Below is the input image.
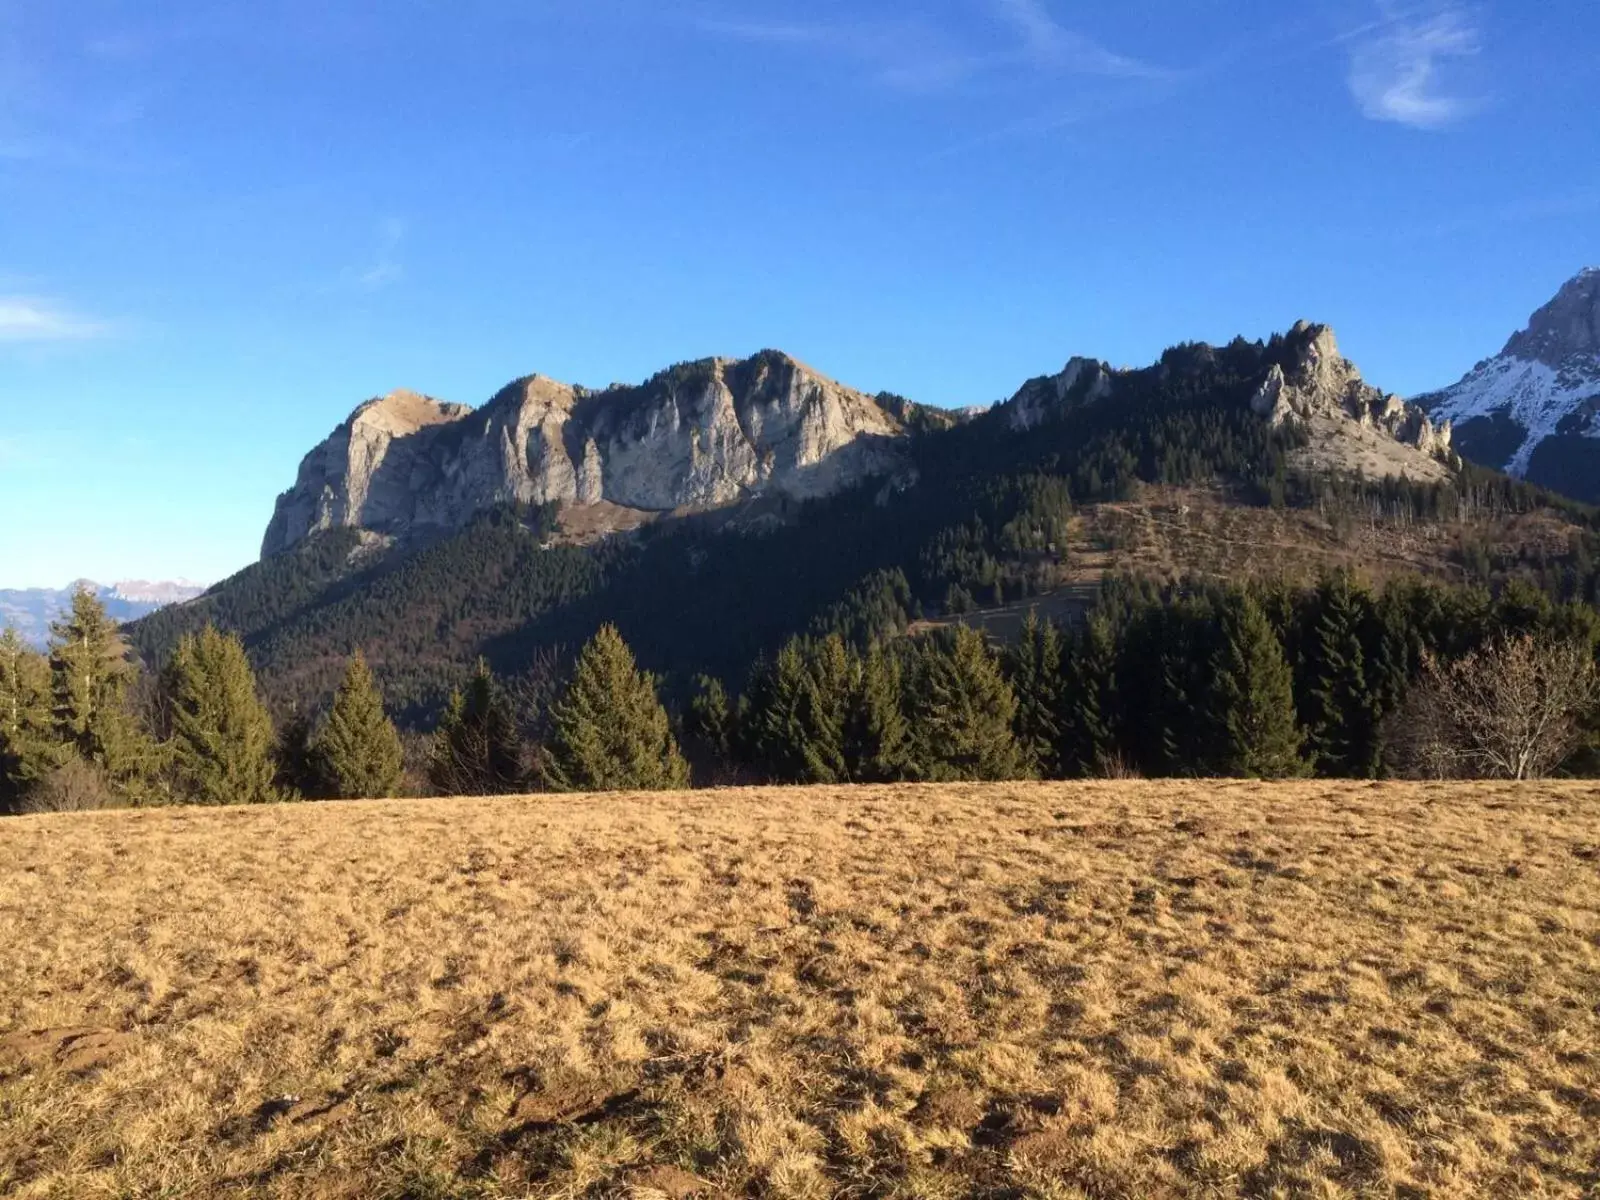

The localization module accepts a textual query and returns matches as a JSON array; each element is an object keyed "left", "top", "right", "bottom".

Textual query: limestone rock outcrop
[
  {"left": 997, "top": 321, "right": 1455, "bottom": 484},
  {"left": 1006, "top": 357, "right": 1115, "bottom": 431},
  {"left": 262, "top": 352, "right": 906, "bottom": 557},
  {"left": 1255, "top": 322, "right": 1454, "bottom": 481}
]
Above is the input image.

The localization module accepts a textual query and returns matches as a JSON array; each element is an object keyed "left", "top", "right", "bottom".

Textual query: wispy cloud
[
  {"left": 695, "top": 1, "right": 1164, "bottom": 93},
  {"left": 1345, "top": 2, "right": 1483, "bottom": 129},
  {"left": 344, "top": 217, "right": 406, "bottom": 291},
  {"left": 0, "top": 297, "right": 109, "bottom": 342},
  {"left": 695, "top": 15, "right": 995, "bottom": 91},
  {"left": 991, "top": 0, "right": 1168, "bottom": 80}
]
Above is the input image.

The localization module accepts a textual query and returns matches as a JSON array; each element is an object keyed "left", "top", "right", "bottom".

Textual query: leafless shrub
[
  {"left": 19, "top": 759, "right": 118, "bottom": 814},
  {"left": 1097, "top": 752, "right": 1144, "bottom": 781},
  {"left": 1387, "top": 635, "right": 1600, "bottom": 780}
]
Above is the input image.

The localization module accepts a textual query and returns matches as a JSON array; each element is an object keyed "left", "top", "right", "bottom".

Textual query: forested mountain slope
[{"left": 130, "top": 323, "right": 1599, "bottom": 725}]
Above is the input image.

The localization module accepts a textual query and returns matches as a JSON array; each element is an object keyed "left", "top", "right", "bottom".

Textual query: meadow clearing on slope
[{"left": 0, "top": 783, "right": 1597, "bottom": 1199}]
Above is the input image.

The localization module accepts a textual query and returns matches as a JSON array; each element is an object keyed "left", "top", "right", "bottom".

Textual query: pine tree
[
  {"left": 0, "top": 628, "right": 62, "bottom": 806},
  {"left": 48, "top": 588, "right": 155, "bottom": 797},
  {"left": 1303, "top": 576, "right": 1381, "bottom": 778},
  {"left": 1114, "top": 602, "right": 1204, "bottom": 776},
  {"left": 908, "top": 626, "right": 1025, "bottom": 781},
  {"left": 542, "top": 625, "right": 689, "bottom": 792},
  {"left": 273, "top": 707, "right": 318, "bottom": 800},
  {"left": 164, "top": 625, "right": 281, "bottom": 806},
  {"left": 843, "top": 644, "right": 910, "bottom": 782},
  {"left": 1057, "top": 614, "right": 1116, "bottom": 777},
  {"left": 686, "top": 675, "right": 735, "bottom": 778},
  {"left": 428, "top": 660, "right": 522, "bottom": 796},
  {"left": 742, "top": 641, "right": 812, "bottom": 782},
  {"left": 314, "top": 651, "right": 405, "bottom": 799},
  {"left": 797, "top": 635, "right": 853, "bottom": 784},
  {"left": 1007, "top": 610, "right": 1062, "bottom": 777},
  {"left": 1210, "top": 592, "right": 1305, "bottom": 778}
]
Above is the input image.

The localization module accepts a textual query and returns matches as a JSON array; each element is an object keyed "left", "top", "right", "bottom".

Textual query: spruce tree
[
  {"left": 1211, "top": 592, "right": 1305, "bottom": 778},
  {"left": 1303, "top": 576, "right": 1381, "bottom": 777},
  {"left": 1057, "top": 614, "right": 1116, "bottom": 777},
  {"left": 797, "top": 635, "right": 853, "bottom": 784},
  {"left": 314, "top": 651, "right": 405, "bottom": 799},
  {"left": 908, "top": 626, "right": 1025, "bottom": 781},
  {"left": 686, "top": 675, "right": 736, "bottom": 777},
  {"left": 0, "top": 628, "right": 62, "bottom": 806},
  {"left": 1007, "top": 610, "right": 1062, "bottom": 777},
  {"left": 48, "top": 587, "right": 155, "bottom": 798},
  {"left": 843, "top": 644, "right": 910, "bottom": 782},
  {"left": 165, "top": 625, "right": 281, "bottom": 806},
  {"left": 742, "top": 641, "right": 812, "bottom": 782},
  {"left": 428, "top": 660, "right": 522, "bottom": 796},
  {"left": 541, "top": 625, "right": 688, "bottom": 792},
  {"left": 273, "top": 707, "right": 318, "bottom": 800}
]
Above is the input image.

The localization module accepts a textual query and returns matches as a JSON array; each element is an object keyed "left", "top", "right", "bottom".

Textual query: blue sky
[{"left": 1, "top": 0, "right": 1597, "bottom": 588}]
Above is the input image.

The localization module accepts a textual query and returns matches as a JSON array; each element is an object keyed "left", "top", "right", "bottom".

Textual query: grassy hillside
[{"left": 2, "top": 783, "right": 1597, "bottom": 1198}]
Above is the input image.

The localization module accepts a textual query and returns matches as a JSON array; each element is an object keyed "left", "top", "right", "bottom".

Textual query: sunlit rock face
[{"left": 261, "top": 352, "right": 907, "bottom": 557}]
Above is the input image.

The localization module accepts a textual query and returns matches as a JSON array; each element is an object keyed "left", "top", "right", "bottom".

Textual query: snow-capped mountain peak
[{"left": 1416, "top": 269, "right": 1600, "bottom": 503}]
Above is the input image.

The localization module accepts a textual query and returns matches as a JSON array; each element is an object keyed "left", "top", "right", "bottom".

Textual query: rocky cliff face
[
  {"left": 1005, "top": 357, "right": 1115, "bottom": 431},
  {"left": 262, "top": 352, "right": 906, "bottom": 557},
  {"left": 1417, "top": 269, "right": 1600, "bottom": 502},
  {"left": 1000, "top": 321, "right": 1456, "bottom": 482},
  {"left": 1253, "top": 322, "right": 1454, "bottom": 480}
]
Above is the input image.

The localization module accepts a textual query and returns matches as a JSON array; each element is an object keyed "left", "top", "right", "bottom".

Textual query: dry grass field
[{"left": 1, "top": 783, "right": 1598, "bottom": 1199}]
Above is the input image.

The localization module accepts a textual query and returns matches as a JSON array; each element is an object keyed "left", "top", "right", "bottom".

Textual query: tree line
[
  {"left": 0, "top": 589, "right": 690, "bottom": 812},
  {"left": 7, "top": 566, "right": 1598, "bottom": 812},
  {"left": 686, "top": 571, "right": 1600, "bottom": 786}
]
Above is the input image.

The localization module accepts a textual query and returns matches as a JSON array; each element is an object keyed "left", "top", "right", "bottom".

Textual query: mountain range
[
  {"left": 131, "top": 315, "right": 1572, "bottom": 727},
  {"left": 1418, "top": 267, "right": 1600, "bottom": 503},
  {"left": 263, "top": 320, "right": 1453, "bottom": 560},
  {"left": 1, "top": 581, "right": 206, "bottom": 649}
]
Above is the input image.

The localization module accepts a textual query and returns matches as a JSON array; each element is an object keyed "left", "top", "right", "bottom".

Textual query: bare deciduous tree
[{"left": 1388, "top": 636, "right": 1600, "bottom": 780}]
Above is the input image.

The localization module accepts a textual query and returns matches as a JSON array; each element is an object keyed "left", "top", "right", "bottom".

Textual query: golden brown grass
[{"left": 1, "top": 782, "right": 1598, "bottom": 1199}]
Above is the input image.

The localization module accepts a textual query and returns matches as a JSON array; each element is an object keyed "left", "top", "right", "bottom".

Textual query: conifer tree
[
  {"left": 1210, "top": 592, "right": 1305, "bottom": 778},
  {"left": 1115, "top": 602, "right": 1212, "bottom": 776},
  {"left": 907, "top": 625, "right": 1025, "bottom": 781},
  {"left": 843, "top": 644, "right": 909, "bottom": 782},
  {"left": 314, "top": 650, "right": 405, "bottom": 799},
  {"left": 1302, "top": 576, "right": 1381, "bottom": 777},
  {"left": 797, "top": 635, "right": 853, "bottom": 784},
  {"left": 686, "top": 675, "right": 735, "bottom": 777},
  {"left": 165, "top": 625, "right": 281, "bottom": 805},
  {"left": 1057, "top": 614, "right": 1116, "bottom": 777},
  {"left": 742, "top": 641, "right": 812, "bottom": 782},
  {"left": 428, "top": 660, "right": 522, "bottom": 796},
  {"left": 273, "top": 707, "right": 318, "bottom": 800},
  {"left": 0, "top": 628, "right": 62, "bottom": 806},
  {"left": 1007, "top": 610, "right": 1063, "bottom": 777},
  {"left": 541, "top": 625, "right": 688, "bottom": 792},
  {"left": 48, "top": 588, "right": 155, "bottom": 797}
]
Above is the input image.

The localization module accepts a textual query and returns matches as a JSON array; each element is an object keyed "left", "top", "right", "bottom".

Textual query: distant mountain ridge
[
  {"left": 263, "top": 327, "right": 1456, "bottom": 560},
  {"left": 1, "top": 580, "right": 206, "bottom": 649},
  {"left": 1418, "top": 268, "right": 1600, "bottom": 502},
  {"left": 122, "top": 319, "right": 1502, "bottom": 725}
]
